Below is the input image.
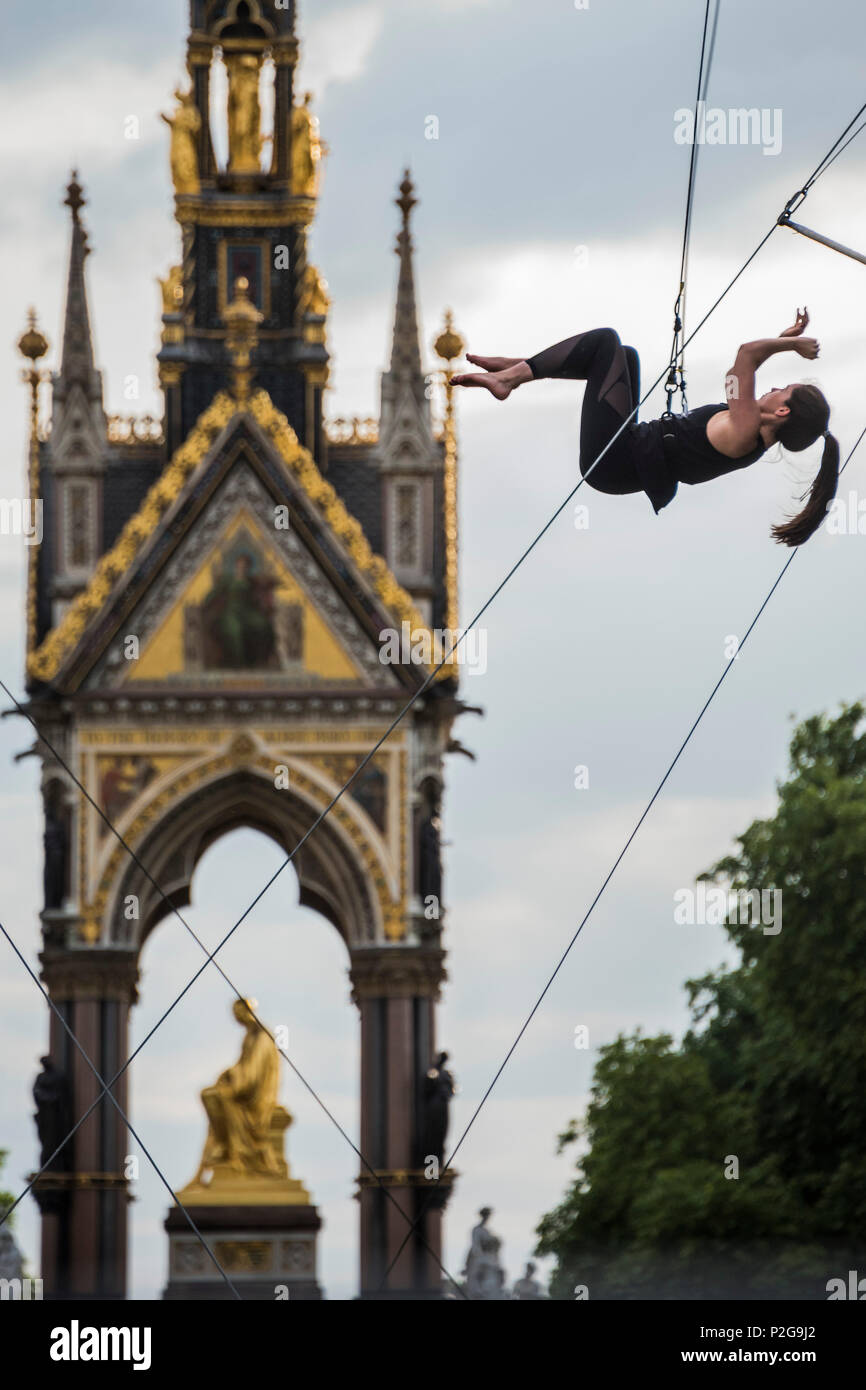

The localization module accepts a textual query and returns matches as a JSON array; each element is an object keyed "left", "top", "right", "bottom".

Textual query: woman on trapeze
[{"left": 450, "top": 309, "right": 839, "bottom": 546}]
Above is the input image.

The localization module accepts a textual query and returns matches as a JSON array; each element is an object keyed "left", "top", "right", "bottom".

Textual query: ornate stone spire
[
  {"left": 51, "top": 172, "right": 105, "bottom": 465},
  {"left": 389, "top": 169, "right": 423, "bottom": 380},
  {"left": 377, "top": 171, "right": 442, "bottom": 619},
  {"left": 379, "top": 169, "right": 433, "bottom": 455}
]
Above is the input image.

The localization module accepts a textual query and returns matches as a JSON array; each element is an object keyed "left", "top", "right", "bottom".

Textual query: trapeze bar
[{"left": 778, "top": 214, "right": 866, "bottom": 267}]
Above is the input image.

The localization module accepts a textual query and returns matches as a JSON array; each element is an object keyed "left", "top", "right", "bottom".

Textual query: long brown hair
[{"left": 770, "top": 384, "right": 839, "bottom": 546}]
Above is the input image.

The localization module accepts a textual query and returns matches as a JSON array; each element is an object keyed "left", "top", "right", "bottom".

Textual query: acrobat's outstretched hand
[{"left": 779, "top": 306, "right": 810, "bottom": 338}]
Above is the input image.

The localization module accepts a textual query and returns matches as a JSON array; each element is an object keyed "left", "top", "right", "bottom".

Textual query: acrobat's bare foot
[
  {"left": 466, "top": 353, "right": 523, "bottom": 372},
  {"left": 450, "top": 360, "right": 533, "bottom": 400},
  {"left": 449, "top": 370, "right": 515, "bottom": 400}
]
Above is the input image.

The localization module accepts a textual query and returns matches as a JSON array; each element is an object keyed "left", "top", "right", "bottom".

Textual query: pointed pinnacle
[
  {"left": 64, "top": 170, "right": 85, "bottom": 220},
  {"left": 395, "top": 168, "right": 417, "bottom": 234}
]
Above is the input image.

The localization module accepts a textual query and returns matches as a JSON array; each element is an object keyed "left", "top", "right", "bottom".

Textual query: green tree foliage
[{"left": 536, "top": 704, "right": 866, "bottom": 1299}]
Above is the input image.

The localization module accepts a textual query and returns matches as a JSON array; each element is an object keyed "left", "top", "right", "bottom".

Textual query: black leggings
[{"left": 527, "top": 328, "right": 643, "bottom": 495}]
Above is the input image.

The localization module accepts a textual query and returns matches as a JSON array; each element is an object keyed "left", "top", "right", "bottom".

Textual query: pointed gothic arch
[{"left": 108, "top": 764, "right": 382, "bottom": 952}]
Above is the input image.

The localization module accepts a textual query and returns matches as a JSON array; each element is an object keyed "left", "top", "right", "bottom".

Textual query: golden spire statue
[
  {"left": 161, "top": 87, "right": 201, "bottom": 195},
  {"left": 290, "top": 91, "right": 325, "bottom": 197},
  {"left": 158, "top": 265, "right": 183, "bottom": 315},
  {"left": 226, "top": 52, "right": 264, "bottom": 173},
  {"left": 177, "top": 999, "right": 311, "bottom": 1207},
  {"left": 223, "top": 275, "right": 263, "bottom": 403},
  {"left": 297, "top": 263, "right": 330, "bottom": 319}
]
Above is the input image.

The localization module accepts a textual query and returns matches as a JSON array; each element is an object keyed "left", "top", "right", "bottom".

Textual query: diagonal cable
[
  {"left": 27, "top": 76, "right": 864, "bottom": 1124},
  {"left": 13, "top": 215, "right": 780, "bottom": 1222},
  {"left": 379, "top": 421, "right": 866, "bottom": 1286},
  {"left": 0, "top": 916, "right": 241, "bottom": 1299},
  {"left": 802, "top": 99, "right": 866, "bottom": 191},
  {"left": 374, "top": 81, "right": 866, "bottom": 1282},
  {"left": 0, "top": 682, "right": 467, "bottom": 1299}
]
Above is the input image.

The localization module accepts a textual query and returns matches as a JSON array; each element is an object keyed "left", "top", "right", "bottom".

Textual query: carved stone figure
[
  {"left": 291, "top": 92, "right": 323, "bottom": 196},
  {"left": 226, "top": 53, "right": 263, "bottom": 173},
  {"left": 463, "top": 1206, "right": 506, "bottom": 1300},
  {"left": 0, "top": 1227, "right": 23, "bottom": 1282},
  {"left": 512, "top": 1260, "right": 544, "bottom": 1299},
  {"left": 43, "top": 785, "right": 69, "bottom": 911},
  {"left": 421, "top": 1050, "right": 455, "bottom": 1166},
  {"left": 353, "top": 764, "right": 387, "bottom": 833},
  {"left": 33, "top": 1056, "right": 72, "bottom": 1171},
  {"left": 195, "top": 999, "right": 282, "bottom": 1179},
  {"left": 417, "top": 781, "right": 442, "bottom": 904},
  {"left": 161, "top": 88, "right": 201, "bottom": 195}
]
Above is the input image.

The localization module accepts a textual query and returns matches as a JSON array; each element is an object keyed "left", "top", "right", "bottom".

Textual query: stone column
[
  {"left": 272, "top": 43, "right": 299, "bottom": 184},
  {"left": 188, "top": 43, "right": 216, "bottom": 179},
  {"left": 350, "top": 946, "right": 453, "bottom": 1299},
  {"left": 34, "top": 950, "right": 139, "bottom": 1300}
]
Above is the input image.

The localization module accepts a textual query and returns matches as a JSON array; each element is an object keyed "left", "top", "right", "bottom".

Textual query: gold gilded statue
[
  {"left": 161, "top": 88, "right": 201, "bottom": 195},
  {"left": 176, "top": 999, "right": 312, "bottom": 1205},
  {"left": 291, "top": 92, "right": 325, "bottom": 197},
  {"left": 195, "top": 998, "right": 281, "bottom": 1179},
  {"left": 226, "top": 53, "right": 264, "bottom": 173},
  {"left": 297, "top": 264, "right": 330, "bottom": 319},
  {"left": 158, "top": 265, "right": 183, "bottom": 315}
]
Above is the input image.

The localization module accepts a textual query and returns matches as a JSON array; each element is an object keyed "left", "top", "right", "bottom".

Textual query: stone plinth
[
  {"left": 163, "top": 1148, "right": 322, "bottom": 1300},
  {"left": 163, "top": 1201, "right": 322, "bottom": 1301}
]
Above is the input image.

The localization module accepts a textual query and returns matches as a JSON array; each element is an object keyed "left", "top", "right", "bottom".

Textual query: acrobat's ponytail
[{"left": 770, "top": 385, "right": 839, "bottom": 547}]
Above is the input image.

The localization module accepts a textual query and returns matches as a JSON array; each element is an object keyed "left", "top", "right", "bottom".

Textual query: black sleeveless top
[{"left": 628, "top": 404, "right": 767, "bottom": 514}]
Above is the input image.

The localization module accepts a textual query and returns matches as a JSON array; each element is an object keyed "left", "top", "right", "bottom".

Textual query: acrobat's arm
[{"left": 724, "top": 329, "right": 819, "bottom": 445}]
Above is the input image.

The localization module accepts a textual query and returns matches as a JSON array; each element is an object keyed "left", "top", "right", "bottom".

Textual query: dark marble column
[
  {"left": 188, "top": 43, "right": 216, "bottom": 179},
  {"left": 272, "top": 43, "right": 299, "bottom": 184},
  {"left": 350, "top": 946, "right": 452, "bottom": 1298},
  {"left": 35, "top": 950, "right": 139, "bottom": 1300}
]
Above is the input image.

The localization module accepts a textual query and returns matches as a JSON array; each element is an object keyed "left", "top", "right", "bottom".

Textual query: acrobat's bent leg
[
  {"left": 623, "top": 345, "right": 640, "bottom": 420},
  {"left": 527, "top": 328, "right": 642, "bottom": 494}
]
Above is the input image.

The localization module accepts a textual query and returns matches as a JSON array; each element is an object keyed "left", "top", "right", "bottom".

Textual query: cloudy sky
[{"left": 1, "top": 0, "right": 865, "bottom": 1300}]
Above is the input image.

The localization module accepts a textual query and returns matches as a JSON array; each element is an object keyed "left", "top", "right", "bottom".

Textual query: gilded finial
[
  {"left": 433, "top": 310, "right": 462, "bottom": 642},
  {"left": 434, "top": 308, "right": 464, "bottom": 364},
  {"left": 18, "top": 307, "right": 49, "bottom": 364},
  {"left": 20, "top": 307, "right": 50, "bottom": 661},
  {"left": 223, "top": 276, "right": 263, "bottom": 403}
]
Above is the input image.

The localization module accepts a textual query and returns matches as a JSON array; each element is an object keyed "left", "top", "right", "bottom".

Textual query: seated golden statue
[
  {"left": 178, "top": 998, "right": 311, "bottom": 1206},
  {"left": 197, "top": 997, "right": 281, "bottom": 1178}
]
